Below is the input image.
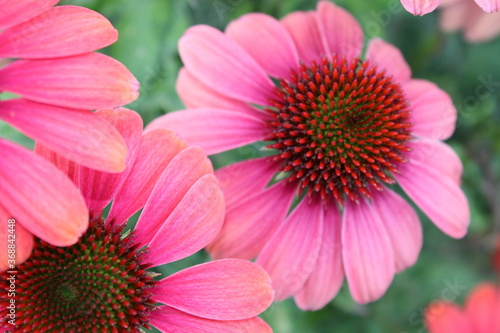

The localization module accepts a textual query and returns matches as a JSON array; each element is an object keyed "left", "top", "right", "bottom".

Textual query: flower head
[
  {"left": 401, "top": 0, "right": 499, "bottom": 15},
  {"left": 0, "top": 0, "right": 139, "bottom": 269},
  {"left": 149, "top": 1, "right": 470, "bottom": 308},
  {"left": 0, "top": 108, "right": 273, "bottom": 332}
]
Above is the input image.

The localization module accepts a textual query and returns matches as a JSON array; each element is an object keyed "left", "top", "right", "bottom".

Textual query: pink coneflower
[
  {"left": 425, "top": 283, "right": 500, "bottom": 332},
  {"left": 0, "top": 0, "right": 139, "bottom": 269},
  {"left": 401, "top": 0, "right": 499, "bottom": 15},
  {"left": 0, "top": 108, "right": 273, "bottom": 333},
  {"left": 148, "top": 1, "right": 470, "bottom": 308}
]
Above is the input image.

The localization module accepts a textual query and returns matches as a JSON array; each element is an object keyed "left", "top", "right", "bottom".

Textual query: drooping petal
[
  {"left": 0, "top": 99, "right": 127, "bottom": 172},
  {"left": 256, "top": 198, "right": 324, "bottom": 301},
  {"left": 366, "top": 38, "right": 411, "bottom": 83},
  {"left": 0, "top": 53, "right": 139, "bottom": 109},
  {"left": 149, "top": 306, "right": 272, "bottom": 333},
  {"left": 0, "top": 140, "right": 88, "bottom": 246},
  {"left": 462, "top": 9, "right": 500, "bottom": 42},
  {"left": 342, "top": 199, "right": 395, "bottom": 304},
  {"left": 226, "top": 13, "right": 299, "bottom": 78},
  {"left": 146, "top": 108, "right": 268, "bottom": 155},
  {"left": 35, "top": 144, "right": 79, "bottom": 185},
  {"left": 154, "top": 259, "right": 273, "bottom": 320},
  {"left": 281, "top": 11, "right": 325, "bottom": 62},
  {"left": 207, "top": 181, "right": 296, "bottom": 260},
  {"left": 316, "top": 1, "right": 363, "bottom": 60},
  {"left": 425, "top": 302, "right": 472, "bottom": 333},
  {"left": 294, "top": 204, "right": 344, "bottom": 311},
  {"left": 0, "top": 204, "right": 34, "bottom": 271},
  {"left": 0, "top": 6, "right": 117, "bottom": 59},
  {"left": 401, "top": 0, "right": 442, "bottom": 15},
  {"left": 179, "top": 25, "right": 275, "bottom": 106},
  {"left": 0, "top": 0, "right": 58, "bottom": 30},
  {"left": 464, "top": 283, "right": 500, "bottom": 333},
  {"left": 474, "top": 0, "right": 500, "bottom": 12},
  {"left": 403, "top": 79, "right": 456, "bottom": 140}
]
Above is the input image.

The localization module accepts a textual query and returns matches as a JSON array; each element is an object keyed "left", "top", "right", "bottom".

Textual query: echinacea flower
[
  {"left": 0, "top": 0, "right": 139, "bottom": 269},
  {"left": 148, "top": 1, "right": 470, "bottom": 308},
  {"left": 401, "top": 0, "right": 499, "bottom": 15},
  {"left": 425, "top": 283, "right": 500, "bottom": 332},
  {"left": 440, "top": 0, "right": 500, "bottom": 42},
  {"left": 0, "top": 108, "right": 273, "bottom": 333}
]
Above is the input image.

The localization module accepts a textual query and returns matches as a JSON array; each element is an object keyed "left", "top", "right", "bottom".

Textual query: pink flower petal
[
  {"left": 281, "top": 11, "right": 325, "bottom": 62},
  {"left": 216, "top": 157, "right": 281, "bottom": 207},
  {"left": 0, "top": 0, "right": 58, "bottom": 30},
  {"left": 176, "top": 68, "right": 261, "bottom": 117},
  {"left": 366, "top": 38, "right": 411, "bottom": 83},
  {"left": 35, "top": 144, "right": 79, "bottom": 185},
  {"left": 401, "top": 0, "right": 442, "bottom": 15},
  {"left": 316, "top": 1, "right": 363, "bottom": 60},
  {"left": 78, "top": 108, "right": 143, "bottom": 215},
  {"left": 465, "top": 283, "right": 500, "bottom": 333},
  {"left": 0, "top": 204, "right": 34, "bottom": 271},
  {"left": 256, "top": 198, "right": 324, "bottom": 301},
  {"left": 226, "top": 13, "right": 299, "bottom": 78},
  {"left": 0, "top": 53, "right": 139, "bottom": 110},
  {"left": 342, "top": 199, "right": 395, "bottom": 304},
  {"left": 294, "top": 204, "right": 344, "bottom": 311},
  {"left": 0, "top": 99, "right": 127, "bottom": 172},
  {"left": 146, "top": 108, "right": 268, "bottom": 155},
  {"left": 462, "top": 9, "right": 500, "bottom": 42},
  {"left": 425, "top": 302, "right": 472, "bottom": 333},
  {"left": 395, "top": 139, "right": 469, "bottom": 238},
  {"left": 0, "top": 140, "right": 88, "bottom": 246},
  {"left": 179, "top": 25, "right": 275, "bottom": 106},
  {"left": 207, "top": 181, "right": 296, "bottom": 260},
  {"left": 403, "top": 79, "right": 456, "bottom": 140},
  {"left": 371, "top": 189, "right": 422, "bottom": 272},
  {"left": 154, "top": 259, "right": 273, "bottom": 320},
  {"left": 0, "top": 6, "right": 117, "bottom": 59},
  {"left": 149, "top": 306, "right": 272, "bottom": 333},
  {"left": 108, "top": 129, "right": 188, "bottom": 225},
  {"left": 474, "top": 0, "right": 500, "bottom": 12}
]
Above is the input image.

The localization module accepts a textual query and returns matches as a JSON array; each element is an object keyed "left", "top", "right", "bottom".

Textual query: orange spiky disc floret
[
  {"left": 0, "top": 216, "right": 157, "bottom": 333},
  {"left": 266, "top": 57, "right": 413, "bottom": 203}
]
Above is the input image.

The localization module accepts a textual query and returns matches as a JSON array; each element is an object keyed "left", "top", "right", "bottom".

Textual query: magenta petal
[
  {"left": 403, "top": 79, "right": 456, "bottom": 140},
  {"left": 0, "top": 99, "right": 127, "bottom": 172},
  {"left": 149, "top": 306, "right": 272, "bottom": 333},
  {"left": 226, "top": 13, "right": 299, "bottom": 78},
  {"left": 281, "top": 11, "right": 325, "bottom": 62},
  {"left": 342, "top": 199, "right": 395, "bottom": 304},
  {"left": 0, "top": 204, "right": 34, "bottom": 271},
  {"left": 474, "top": 0, "right": 500, "bottom": 12},
  {"left": 207, "top": 181, "right": 296, "bottom": 260},
  {"left": 0, "top": 140, "right": 88, "bottom": 246},
  {"left": 294, "top": 204, "right": 344, "bottom": 311},
  {"left": 35, "top": 144, "right": 79, "bottom": 185},
  {"left": 179, "top": 25, "right": 275, "bottom": 106},
  {"left": 366, "top": 38, "right": 411, "bottom": 83},
  {"left": 0, "top": 0, "right": 58, "bottom": 30},
  {"left": 155, "top": 259, "right": 273, "bottom": 320},
  {"left": 256, "top": 198, "right": 324, "bottom": 301},
  {"left": 146, "top": 108, "right": 268, "bottom": 155},
  {"left": 0, "top": 53, "right": 139, "bottom": 109},
  {"left": 0, "top": 6, "right": 117, "bottom": 59},
  {"left": 401, "top": 0, "right": 442, "bottom": 15}
]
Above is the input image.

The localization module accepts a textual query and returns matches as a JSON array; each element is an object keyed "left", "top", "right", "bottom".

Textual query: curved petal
[
  {"left": 256, "top": 198, "right": 324, "bottom": 301},
  {"left": 0, "top": 6, "right": 117, "bottom": 59},
  {"left": 281, "top": 11, "right": 325, "bottom": 63},
  {"left": 149, "top": 306, "right": 272, "bottom": 333},
  {"left": 0, "top": 99, "right": 127, "bottom": 172},
  {"left": 0, "top": 204, "right": 34, "bottom": 271},
  {"left": 179, "top": 25, "right": 275, "bottom": 106},
  {"left": 463, "top": 10, "right": 500, "bottom": 42},
  {"left": 0, "top": 0, "right": 58, "bottom": 30},
  {"left": 0, "top": 53, "right": 139, "bottom": 110},
  {"left": 0, "top": 140, "right": 88, "bottom": 246},
  {"left": 316, "top": 1, "right": 363, "bottom": 60},
  {"left": 474, "top": 0, "right": 500, "bottom": 12},
  {"left": 226, "top": 13, "right": 299, "bottom": 78},
  {"left": 146, "top": 108, "right": 268, "bottom": 155},
  {"left": 464, "top": 283, "right": 500, "bottom": 333},
  {"left": 342, "top": 198, "right": 395, "bottom": 304},
  {"left": 403, "top": 79, "right": 456, "bottom": 140},
  {"left": 366, "top": 38, "right": 411, "bottom": 83},
  {"left": 294, "top": 204, "right": 344, "bottom": 311},
  {"left": 154, "top": 259, "right": 273, "bottom": 321},
  {"left": 401, "top": 0, "right": 442, "bottom": 15},
  {"left": 207, "top": 181, "right": 296, "bottom": 260},
  {"left": 35, "top": 144, "right": 79, "bottom": 185},
  {"left": 425, "top": 302, "right": 472, "bottom": 333}
]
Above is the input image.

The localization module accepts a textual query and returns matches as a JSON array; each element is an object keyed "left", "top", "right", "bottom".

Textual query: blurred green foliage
[{"left": 2, "top": 0, "right": 499, "bottom": 332}]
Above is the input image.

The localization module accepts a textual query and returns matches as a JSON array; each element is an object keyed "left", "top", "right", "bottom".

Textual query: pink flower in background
[
  {"left": 0, "top": 0, "right": 139, "bottom": 269},
  {"left": 0, "top": 108, "right": 273, "bottom": 333},
  {"left": 401, "top": 0, "right": 499, "bottom": 15},
  {"left": 440, "top": 0, "right": 500, "bottom": 42},
  {"left": 149, "top": 1, "right": 470, "bottom": 308},
  {"left": 425, "top": 283, "right": 500, "bottom": 333}
]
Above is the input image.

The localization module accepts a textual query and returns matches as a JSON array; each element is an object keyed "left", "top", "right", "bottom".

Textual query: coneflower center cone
[{"left": 266, "top": 57, "right": 413, "bottom": 203}]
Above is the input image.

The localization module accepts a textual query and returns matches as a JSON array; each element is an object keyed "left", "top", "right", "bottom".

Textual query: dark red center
[{"left": 266, "top": 57, "right": 412, "bottom": 203}]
